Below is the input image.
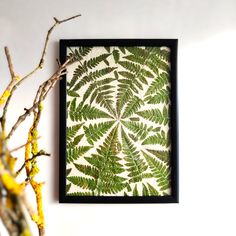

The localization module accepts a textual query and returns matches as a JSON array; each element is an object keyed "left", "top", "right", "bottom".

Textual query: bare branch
[
  {"left": 6, "top": 58, "right": 72, "bottom": 139},
  {"left": 16, "top": 150, "right": 50, "bottom": 176},
  {"left": 0, "top": 14, "right": 81, "bottom": 133},
  {"left": 4, "top": 47, "right": 16, "bottom": 79}
]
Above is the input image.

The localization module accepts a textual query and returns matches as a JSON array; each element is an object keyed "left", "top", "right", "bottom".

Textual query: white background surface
[{"left": 1, "top": 0, "right": 236, "bottom": 235}]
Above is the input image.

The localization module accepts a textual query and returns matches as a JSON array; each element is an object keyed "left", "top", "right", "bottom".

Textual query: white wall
[{"left": 1, "top": 0, "right": 236, "bottom": 235}]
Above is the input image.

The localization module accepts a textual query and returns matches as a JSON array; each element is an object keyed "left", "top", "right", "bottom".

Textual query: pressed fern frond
[
  {"left": 71, "top": 47, "right": 93, "bottom": 61},
  {"left": 121, "top": 96, "right": 144, "bottom": 119},
  {"left": 67, "top": 176, "right": 97, "bottom": 191},
  {"left": 121, "top": 128, "right": 148, "bottom": 183},
  {"left": 86, "top": 53, "right": 111, "bottom": 69},
  {"left": 72, "top": 67, "right": 117, "bottom": 92},
  {"left": 90, "top": 84, "right": 116, "bottom": 116},
  {"left": 68, "top": 64, "right": 88, "bottom": 89},
  {"left": 78, "top": 126, "right": 126, "bottom": 195},
  {"left": 69, "top": 100, "right": 112, "bottom": 122},
  {"left": 82, "top": 77, "right": 116, "bottom": 102},
  {"left": 66, "top": 146, "right": 92, "bottom": 164},
  {"left": 74, "top": 164, "right": 99, "bottom": 179},
  {"left": 67, "top": 123, "right": 84, "bottom": 141},
  {"left": 145, "top": 72, "right": 169, "bottom": 96},
  {"left": 149, "top": 54, "right": 170, "bottom": 73},
  {"left": 121, "top": 121, "right": 153, "bottom": 140},
  {"left": 116, "top": 81, "right": 135, "bottom": 117},
  {"left": 146, "top": 149, "right": 170, "bottom": 164},
  {"left": 142, "top": 151, "right": 170, "bottom": 191},
  {"left": 67, "top": 134, "right": 84, "bottom": 149},
  {"left": 136, "top": 106, "right": 169, "bottom": 125},
  {"left": 83, "top": 121, "right": 115, "bottom": 145},
  {"left": 142, "top": 130, "right": 170, "bottom": 148},
  {"left": 118, "top": 61, "right": 153, "bottom": 85},
  {"left": 145, "top": 88, "right": 170, "bottom": 104}
]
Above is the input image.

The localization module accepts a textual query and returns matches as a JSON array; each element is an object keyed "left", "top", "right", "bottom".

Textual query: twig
[
  {"left": 16, "top": 150, "right": 50, "bottom": 176},
  {"left": 9, "top": 136, "right": 42, "bottom": 154},
  {"left": 0, "top": 14, "right": 81, "bottom": 133},
  {"left": 6, "top": 57, "right": 71, "bottom": 140},
  {"left": 4, "top": 47, "right": 16, "bottom": 79}
]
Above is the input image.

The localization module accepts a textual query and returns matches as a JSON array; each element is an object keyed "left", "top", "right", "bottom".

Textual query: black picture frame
[{"left": 59, "top": 39, "right": 178, "bottom": 203}]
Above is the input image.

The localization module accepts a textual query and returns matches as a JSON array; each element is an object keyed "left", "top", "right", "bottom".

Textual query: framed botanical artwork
[{"left": 59, "top": 39, "right": 178, "bottom": 203}]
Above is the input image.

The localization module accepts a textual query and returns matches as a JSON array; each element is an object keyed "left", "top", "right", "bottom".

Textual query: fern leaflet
[
  {"left": 142, "top": 151, "right": 171, "bottom": 191},
  {"left": 121, "top": 128, "right": 148, "bottom": 183},
  {"left": 136, "top": 106, "right": 169, "bottom": 125},
  {"left": 83, "top": 121, "right": 115, "bottom": 145}
]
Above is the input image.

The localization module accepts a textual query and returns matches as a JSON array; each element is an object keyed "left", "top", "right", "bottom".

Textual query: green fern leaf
[
  {"left": 68, "top": 46, "right": 92, "bottom": 63},
  {"left": 69, "top": 101, "right": 112, "bottom": 122},
  {"left": 121, "top": 96, "right": 144, "bottom": 118},
  {"left": 146, "top": 149, "right": 170, "bottom": 164},
  {"left": 82, "top": 78, "right": 115, "bottom": 103},
  {"left": 67, "top": 134, "right": 84, "bottom": 148},
  {"left": 116, "top": 82, "right": 134, "bottom": 117},
  {"left": 129, "top": 117, "right": 140, "bottom": 122},
  {"left": 82, "top": 125, "right": 126, "bottom": 195},
  {"left": 74, "top": 164, "right": 99, "bottom": 179},
  {"left": 145, "top": 88, "right": 170, "bottom": 104},
  {"left": 67, "top": 176, "right": 97, "bottom": 191},
  {"left": 121, "top": 128, "right": 148, "bottom": 183},
  {"left": 83, "top": 121, "right": 115, "bottom": 145},
  {"left": 136, "top": 106, "right": 169, "bottom": 125},
  {"left": 149, "top": 54, "right": 170, "bottom": 73},
  {"left": 72, "top": 75, "right": 93, "bottom": 92},
  {"left": 72, "top": 67, "right": 116, "bottom": 92},
  {"left": 113, "top": 49, "right": 120, "bottom": 63},
  {"left": 86, "top": 53, "right": 111, "bottom": 69},
  {"left": 66, "top": 146, "right": 92, "bottom": 164},
  {"left": 68, "top": 64, "right": 88, "bottom": 89},
  {"left": 142, "top": 151, "right": 171, "bottom": 191},
  {"left": 67, "top": 123, "right": 84, "bottom": 141},
  {"left": 90, "top": 85, "right": 116, "bottom": 116},
  {"left": 67, "top": 90, "right": 80, "bottom": 97},
  {"left": 118, "top": 71, "right": 143, "bottom": 90},
  {"left": 123, "top": 54, "right": 146, "bottom": 65},
  {"left": 145, "top": 72, "right": 169, "bottom": 96},
  {"left": 142, "top": 130, "right": 170, "bottom": 147},
  {"left": 121, "top": 121, "right": 153, "bottom": 140}
]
